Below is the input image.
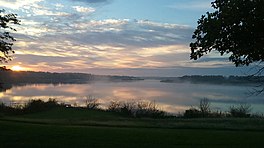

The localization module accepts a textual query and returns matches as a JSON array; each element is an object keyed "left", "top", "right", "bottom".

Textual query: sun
[{"left": 11, "top": 65, "right": 24, "bottom": 71}]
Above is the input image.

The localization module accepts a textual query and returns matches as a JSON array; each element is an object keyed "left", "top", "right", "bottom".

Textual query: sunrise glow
[{"left": 11, "top": 65, "right": 24, "bottom": 71}]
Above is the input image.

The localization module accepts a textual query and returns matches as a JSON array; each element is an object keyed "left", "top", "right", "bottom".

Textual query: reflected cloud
[{"left": 1, "top": 81, "right": 264, "bottom": 113}]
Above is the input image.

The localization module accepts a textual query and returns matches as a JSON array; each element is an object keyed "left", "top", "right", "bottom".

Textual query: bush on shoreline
[
  {"left": 107, "top": 100, "right": 166, "bottom": 118},
  {"left": 0, "top": 98, "right": 262, "bottom": 119},
  {"left": 24, "top": 99, "right": 62, "bottom": 113},
  {"left": 85, "top": 96, "right": 100, "bottom": 110},
  {"left": 0, "top": 99, "right": 65, "bottom": 115},
  {"left": 0, "top": 99, "right": 167, "bottom": 118},
  {"left": 183, "top": 98, "right": 256, "bottom": 118},
  {"left": 228, "top": 104, "right": 252, "bottom": 118}
]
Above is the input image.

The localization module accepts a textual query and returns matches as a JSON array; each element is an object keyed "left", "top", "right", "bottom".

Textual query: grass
[
  {"left": 1, "top": 107, "right": 264, "bottom": 147},
  {"left": 1, "top": 121, "right": 264, "bottom": 148}
]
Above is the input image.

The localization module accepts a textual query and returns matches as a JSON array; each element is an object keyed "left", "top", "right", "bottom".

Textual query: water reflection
[{"left": 0, "top": 80, "right": 264, "bottom": 113}]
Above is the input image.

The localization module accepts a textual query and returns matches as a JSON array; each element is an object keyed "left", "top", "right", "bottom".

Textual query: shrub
[
  {"left": 229, "top": 104, "right": 252, "bottom": 118},
  {"left": 184, "top": 107, "right": 202, "bottom": 118},
  {"left": 0, "top": 102, "right": 22, "bottom": 115},
  {"left": 24, "top": 98, "right": 61, "bottom": 113},
  {"left": 0, "top": 102, "right": 4, "bottom": 109},
  {"left": 136, "top": 101, "right": 165, "bottom": 118},
  {"left": 107, "top": 101, "right": 122, "bottom": 112},
  {"left": 85, "top": 96, "right": 100, "bottom": 110},
  {"left": 184, "top": 98, "right": 211, "bottom": 118},
  {"left": 107, "top": 101, "right": 137, "bottom": 116},
  {"left": 251, "top": 113, "right": 264, "bottom": 118},
  {"left": 24, "top": 99, "right": 47, "bottom": 112},
  {"left": 120, "top": 101, "right": 136, "bottom": 116},
  {"left": 0, "top": 102, "right": 6, "bottom": 114},
  {"left": 107, "top": 100, "right": 166, "bottom": 118},
  {"left": 46, "top": 98, "right": 59, "bottom": 108},
  {"left": 210, "top": 110, "right": 226, "bottom": 118}
]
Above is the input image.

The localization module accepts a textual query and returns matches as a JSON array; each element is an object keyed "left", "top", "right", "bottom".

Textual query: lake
[{"left": 1, "top": 80, "right": 264, "bottom": 114}]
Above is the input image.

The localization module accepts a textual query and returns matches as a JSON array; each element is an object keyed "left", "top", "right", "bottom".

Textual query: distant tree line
[
  {"left": 161, "top": 75, "right": 264, "bottom": 85},
  {"left": 0, "top": 70, "right": 93, "bottom": 84},
  {"left": 0, "top": 70, "right": 144, "bottom": 92}
]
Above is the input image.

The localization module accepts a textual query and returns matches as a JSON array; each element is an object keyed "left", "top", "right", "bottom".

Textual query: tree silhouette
[
  {"left": 190, "top": 0, "right": 264, "bottom": 67},
  {"left": 0, "top": 9, "right": 20, "bottom": 63}
]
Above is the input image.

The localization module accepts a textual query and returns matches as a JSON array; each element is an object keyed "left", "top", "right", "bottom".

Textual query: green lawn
[{"left": 1, "top": 108, "right": 264, "bottom": 148}]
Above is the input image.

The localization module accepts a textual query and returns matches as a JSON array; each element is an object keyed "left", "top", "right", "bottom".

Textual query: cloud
[
  {"left": 0, "top": 0, "right": 210, "bottom": 73},
  {"left": 7, "top": 1, "right": 199, "bottom": 71},
  {"left": 7, "top": 16, "right": 196, "bottom": 71},
  {"left": 17, "top": 16, "right": 193, "bottom": 45},
  {"left": 0, "top": 0, "right": 43, "bottom": 9},
  {"left": 69, "top": 0, "right": 110, "bottom": 4},
  {"left": 54, "top": 3, "right": 64, "bottom": 8},
  {"left": 0, "top": 0, "right": 255, "bottom": 77},
  {"left": 211, "top": 97, "right": 264, "bottom": 104},
  {"left": 61, "top": 19, "right": 193, "bottom": 47},
  {"left": 11, "top": 38, "right": 190, "bottom": 71},
  {"left": 72, "top": 6, "right": 96, "bottom": 13}
]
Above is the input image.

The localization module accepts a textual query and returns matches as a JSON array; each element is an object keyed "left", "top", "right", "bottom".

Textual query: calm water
[{"left": 1, "top": 80, "right": 264, "bottom": 113}]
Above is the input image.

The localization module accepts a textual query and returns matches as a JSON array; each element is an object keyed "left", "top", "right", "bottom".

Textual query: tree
[
  {"left": 199, "top": 98, "right": 211, "bottom": 117},
  {"left": 0, "top": 9, "right": 20, "bottom": 63},
  {"left": 190, "top": 0, "right": 264, "bottom": 67}
]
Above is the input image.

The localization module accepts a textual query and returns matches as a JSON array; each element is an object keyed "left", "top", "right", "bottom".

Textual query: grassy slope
[{"left": 1, "top": 108, "right": 264, "bottom": 148}]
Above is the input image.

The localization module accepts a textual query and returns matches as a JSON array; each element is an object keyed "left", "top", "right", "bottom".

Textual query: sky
[{"left": 0, "top": 0, "right": 255, "bottom": 76}]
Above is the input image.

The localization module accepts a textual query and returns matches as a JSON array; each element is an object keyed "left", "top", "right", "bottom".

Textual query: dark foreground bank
[{"left": 1, "top": 106, "right": 264, "bottom": 148}]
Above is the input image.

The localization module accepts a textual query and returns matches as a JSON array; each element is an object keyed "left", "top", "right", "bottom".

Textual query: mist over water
[{"left": 1, "top": 80, "right": 264, "bottom": 113}]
